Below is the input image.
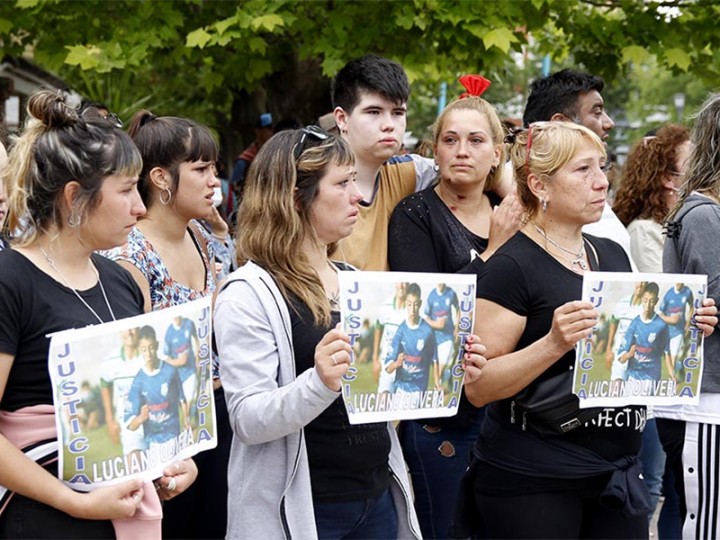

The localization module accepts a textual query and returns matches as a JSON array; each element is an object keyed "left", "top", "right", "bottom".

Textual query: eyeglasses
[{"left": 293, "top": 125, "right": 329, "bottom": 161}]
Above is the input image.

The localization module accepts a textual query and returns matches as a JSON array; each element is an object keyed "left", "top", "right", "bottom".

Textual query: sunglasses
[
  {"left": 293, "top": 125, "right": 329, "bottom": 161},
  {"left": 103, "top": 112, "right": 124, "bottom": 129}
]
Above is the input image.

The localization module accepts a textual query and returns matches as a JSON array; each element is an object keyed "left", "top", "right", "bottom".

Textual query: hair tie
[
  {"left": 525, "top": 125, "right": 534, "bottom": 177},
  {"left": 458, "top": 75, "right": 491, "bottom": 99}
]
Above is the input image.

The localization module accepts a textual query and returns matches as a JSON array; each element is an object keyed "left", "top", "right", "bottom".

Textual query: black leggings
[{"left": 475, "top": 487, "right": 648, "bottom": 539}]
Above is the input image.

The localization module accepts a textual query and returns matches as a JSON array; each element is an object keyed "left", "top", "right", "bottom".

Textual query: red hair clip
[{"left": 458, "top": 75, "right": 491, "bottom": 98}]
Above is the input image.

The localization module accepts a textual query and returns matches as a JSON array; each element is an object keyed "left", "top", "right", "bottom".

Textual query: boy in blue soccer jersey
[
  {"left": 423, "top": 283, "right": 459, "bottom": 388},
  {"left": 163, "top": 316, "right": 199, "bottom": 418},
  {"left": 385, "top": 283, "right": 438, "bottom": 393},
  {"left": 618, "top": 282, "right": 672, "bottom": 382},
  {"left": 658, "top": 282, "right": 694, "bottom": 378},
  {"left": 126, "top": 325, "right": 189, "bottom": 448}
]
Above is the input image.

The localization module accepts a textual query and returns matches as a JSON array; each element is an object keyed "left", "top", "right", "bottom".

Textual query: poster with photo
[
  {"left": 48, "top": 297, "right": 217, "bottom": 491},
  {"left": 338, "top": 271, "right": 476, "bottom": 424},
  {"left": 574, "top": 272, "right": 706, "bottom": 408}
]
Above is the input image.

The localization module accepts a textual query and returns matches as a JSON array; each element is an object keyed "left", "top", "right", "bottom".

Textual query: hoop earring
[
  {"left": 67, "top": 211, "right": 81, "bottom": 228},
  {"left": 541, "top": 197, "right": 548, "bottom": 212},
  {"left": 433, "top": 162, "right": 439, "bottom": 172},
  {"left": 159, "top": 187, "right": 172, "bottom": 206}
]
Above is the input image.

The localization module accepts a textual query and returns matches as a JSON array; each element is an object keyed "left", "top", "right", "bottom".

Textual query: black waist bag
[{"left": 511, "top": 369, "right": 603, "bottom": 437}]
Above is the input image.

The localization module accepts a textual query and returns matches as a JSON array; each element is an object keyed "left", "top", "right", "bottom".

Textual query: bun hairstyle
[
  {"left": 505, "top": 121, "right": 606, "bottom": 219},
  {"left": 2, "top": 90, "right": 141, "bottom": 246},
  {"left": 126, "top": 110, "right": 218, "bottom": 207}
]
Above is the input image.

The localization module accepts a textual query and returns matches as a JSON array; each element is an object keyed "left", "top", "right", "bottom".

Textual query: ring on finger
[
  {"left": 331, "top": 353, "right": 338, "bottom": 366},
  {"left": 167, "top": 477, "right": 177, "bottom": 492}
]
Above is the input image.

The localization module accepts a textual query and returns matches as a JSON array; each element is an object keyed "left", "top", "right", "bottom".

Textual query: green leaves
[
  {"left": 664, "top": 48, "right": 692, "bottom": 72},
  {"left": 482, "top": 28, "right": 518, "bottom": 54}
]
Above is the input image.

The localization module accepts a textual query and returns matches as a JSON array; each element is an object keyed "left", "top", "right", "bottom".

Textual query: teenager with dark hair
[
  {"left": 329, "top": 54, "right": 436, "bottom": 270},
  {"left": 0, "top": 90, "right": 195, "bottom": 538}
]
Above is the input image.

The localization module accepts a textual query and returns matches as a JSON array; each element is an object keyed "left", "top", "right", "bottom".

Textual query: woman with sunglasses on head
[
  {"left": 0, "top": 90, "right": 195, "bottom": 538},
  {"left": 387, "top": 75, "right": 522, "bottom": 539},
  {"left": 459, "top": 121, "right": 717, "bottom": 539},
  {"left": 103, "top": 111, "right": 228, "bottom": 539},
  {"left": 214, "top": 127, "right": 484, "bottom": 538}
]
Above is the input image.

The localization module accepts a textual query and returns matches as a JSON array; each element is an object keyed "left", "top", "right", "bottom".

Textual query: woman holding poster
[
  {"left": 462, "top": 121, "right": 716, "bottom": 538},
  {"left": 215, "top": 127, "right": 488, "bottom": 539},
  {"left": 0, "top": 91, "right": 194, "bottom": 538},
  {"left": 104, "top": 110, "right": 228, "bottom": 539},
  {"left": 387, "top": 75, "right": 522, "bottom": 539},
  {"left": 659, "top": 93, "right": 720, "bottom": 538}
]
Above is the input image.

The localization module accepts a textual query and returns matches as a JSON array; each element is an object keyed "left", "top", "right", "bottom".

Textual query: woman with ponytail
[
  {"left": 103, "top": 110, "right": 229, "bottom": 539},
  {"left": 0, "top": 90, "right": 194, "bottom": 538}
]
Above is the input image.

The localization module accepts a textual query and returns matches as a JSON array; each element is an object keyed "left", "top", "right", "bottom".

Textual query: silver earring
[
  {"left": 541, "top": 197, "right": 548, "bottom": 212},
  {"left": 67, "top": 212, "right": 81, "bottom": 228},
  {"left": 489, "top": 165, "right": 497, "bottom": 175},
  {"left": 433, "top": 162, "right": 439, "bottom": 172},
  {"left": 159, "top": 187, "right": 172, "bottom": 206}
]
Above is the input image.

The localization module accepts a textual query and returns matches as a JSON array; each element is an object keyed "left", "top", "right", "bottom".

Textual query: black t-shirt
[
  {"left": 0, "top": 250, "right": 145, "bottom": 412},
  {"left": 473, "top": 232, "right": 644, "bottom": 494},
  {"left": 388, "top": 185, "right": 501, "bottom": 428},
  {"left": 388, "top": 185, "right": 502, "bottom": 274},
  {"left": 288, "top": 292, "right": 390, "bottom": 503}
]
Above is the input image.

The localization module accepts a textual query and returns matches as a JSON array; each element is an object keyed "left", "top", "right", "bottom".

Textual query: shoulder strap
[
  {"left": 188, "top": 221, "right": 211, "bottom": 262},
  {"left": 582, "top": 235, "right": 600, "bottom": 270}
]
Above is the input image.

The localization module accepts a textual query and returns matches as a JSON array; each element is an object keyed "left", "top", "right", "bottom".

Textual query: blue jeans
[
  {"left": 400, "top": 413, "right": 484, "bottom": 539},
  {"left": 314, "top": 488, "right": 397, "bottom": 539},
  {"left": 642, "top": 418, "right": 682, "bottom": 539},
  {"left": 641, "top": 418, "right": 666, "bottom": 522}
]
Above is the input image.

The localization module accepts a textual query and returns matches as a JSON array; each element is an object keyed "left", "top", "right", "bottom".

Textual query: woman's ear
[
  {"left": 62, "top": 181, "right": 82, "bottom": 213},
  {"left": 294, "top": 187, "right": 303, "bottom": 211},
  {"left": 527, "top": 172, "right": 547, "bottom": 201},
  {"left": 148, "top": 167, "right": 170, "bottom": 191}
]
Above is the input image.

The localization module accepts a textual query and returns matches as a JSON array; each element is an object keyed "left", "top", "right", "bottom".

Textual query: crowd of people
[{"left": 0, "top": 52, "right": 719, "bottom": 540}]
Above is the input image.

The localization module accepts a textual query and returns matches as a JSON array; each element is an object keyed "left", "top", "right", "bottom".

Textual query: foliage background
[{"left": 2, "top": 0, "right": 719, "bottom": 169}]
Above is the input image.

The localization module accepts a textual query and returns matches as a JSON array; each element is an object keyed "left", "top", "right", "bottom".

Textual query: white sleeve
[
  {"left": 215, "top": 281, "right": 339, "bottom": 445},
  {"left": 409, "top": 154, "right": 438, "bottom": 191}
]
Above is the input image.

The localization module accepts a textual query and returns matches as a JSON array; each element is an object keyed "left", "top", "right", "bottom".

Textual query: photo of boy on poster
[
  {"left": 339, "top": 271, "right": 475, "bottom": 424},
  {"left": 125, "top": 325, "right": 191, "bottom": 450},
  {"left": 574, "top": 272, "right": 706, "bottom": 407},
  {"left": 48, "top": 297, "right": 217, "bottom": 490},
  {"left": 384, "top": 283, "right": 439, "bottom": 393}
]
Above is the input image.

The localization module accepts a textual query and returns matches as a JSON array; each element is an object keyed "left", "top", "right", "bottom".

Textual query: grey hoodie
[{"left": 215, "top": 261, "right": 422, "bottom": 539}]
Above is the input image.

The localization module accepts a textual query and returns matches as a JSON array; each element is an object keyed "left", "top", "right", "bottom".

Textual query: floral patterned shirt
[{"left": 103, "top": 221, "right": 220, "bottom": 376}]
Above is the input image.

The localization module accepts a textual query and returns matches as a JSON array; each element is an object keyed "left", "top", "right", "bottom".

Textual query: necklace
[
  {"left": 40, "top": 247, "right": 117, "bottom": 324},
  {"left": 532, "top": 224, "right": 588, "bottom": 272},
  {"left": 326, "top": 260, "right": 340, "bottom": 311}
]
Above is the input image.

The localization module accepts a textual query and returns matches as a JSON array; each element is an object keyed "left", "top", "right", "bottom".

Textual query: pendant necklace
[
  {"left": 40, "top": 247, "right": 117, "bottom": 324},
  {"left": 533, "top": 224, "right": 588, "bottom": 272},
  {"left": 326, "top": 260, "right": 340, "bottom": 311}
]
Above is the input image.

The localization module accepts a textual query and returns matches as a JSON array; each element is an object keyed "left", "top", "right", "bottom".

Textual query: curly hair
[{"left": 613, "top": 124, "right": 690, "bottom": 226}]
